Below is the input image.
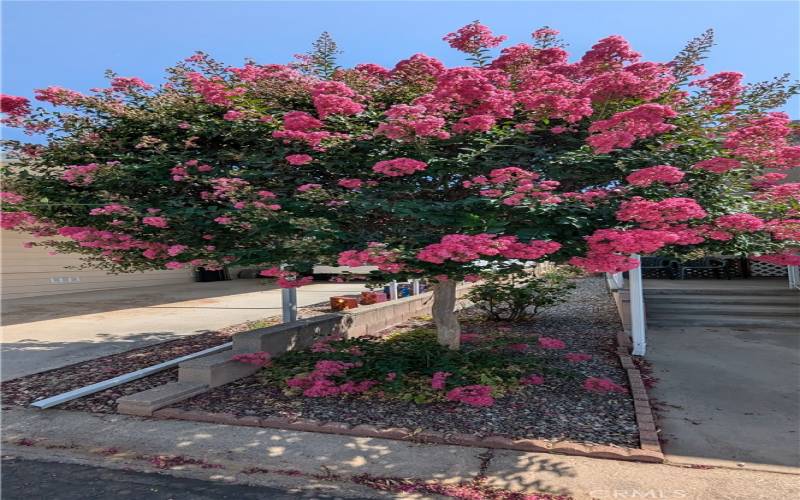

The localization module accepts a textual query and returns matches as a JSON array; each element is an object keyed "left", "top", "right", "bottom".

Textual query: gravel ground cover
[
  {"left": 0, "top": 305, "right": 329, "bottom": 412},
  {"left": 175, "top": 278, "right": 639, "bottom": 447}
]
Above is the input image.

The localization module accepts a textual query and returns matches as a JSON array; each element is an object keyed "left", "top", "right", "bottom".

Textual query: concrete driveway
[
  {"left": 1, "top": 280, "right": 367, "bottom": 381},
  {"left": 648, "top": 324, "right": 800, "bottom": 472}
]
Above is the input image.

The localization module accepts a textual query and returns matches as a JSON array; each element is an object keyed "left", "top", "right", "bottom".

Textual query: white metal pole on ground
[
  {"left": 282, "top": 287, "right": 298, "bottom": 323},
  {"left": 629, "top": 254, "right": 646, "bottom": 356},
  {"left": 389, "top": 280, "right": 399, "bottom": 300},
  {"left": 30, "top": 342, "right": 233, "bottom": 409},
  {"left": 412, "top": 279, "right": 421, "bottom": 295}
]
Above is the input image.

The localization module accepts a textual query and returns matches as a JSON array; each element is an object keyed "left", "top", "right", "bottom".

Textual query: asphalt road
[{"left": 0, "top": 458, "right": 367, "bottom": 499}]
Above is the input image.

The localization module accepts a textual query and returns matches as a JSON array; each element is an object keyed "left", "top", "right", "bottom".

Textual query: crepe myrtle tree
[{"left": 2, "top": 22, "right": 799, "bottom": 349}]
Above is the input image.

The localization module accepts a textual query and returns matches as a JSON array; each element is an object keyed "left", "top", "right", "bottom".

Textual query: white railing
[{"left": 789, "top": 265, "right": 800, "bottom": 290}]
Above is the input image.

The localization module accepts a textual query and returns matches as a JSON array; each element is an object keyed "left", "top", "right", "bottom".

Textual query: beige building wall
[{"left": 1, "top": 230, "right": 194, "bottom": 299}]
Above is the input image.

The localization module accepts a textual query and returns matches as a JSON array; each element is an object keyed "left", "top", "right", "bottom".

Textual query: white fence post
[
  {"left": 788, "top": 265, "right": 800, "bottom": 290},
  {"left": 388, "top": 280, "right": 399, "bottom": 300},
  {"left": 281, "top": 287, "right": 298, "bottom": 323},
  {"left": 411, "top": 279, "right": 421, "bottom": 295},
  {"left": 629, "top": 254, "right": 646, "bottom": 356}
]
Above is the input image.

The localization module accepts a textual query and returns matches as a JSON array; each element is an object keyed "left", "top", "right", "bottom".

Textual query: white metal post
[
  {"left": 282, "top": 287, "right": 298, "bottom": 323},
  {"left": 411, "top": 279, "right": 421, "bottom": 295},
  {"left": 788, "top": 265, "right": 799, "bottom": 290},
  {"left": 629, "top": 254, "right": 646, "bottom": 356},
  {"left": 389, "top": 280, "right": 399, "bottom": 300}
]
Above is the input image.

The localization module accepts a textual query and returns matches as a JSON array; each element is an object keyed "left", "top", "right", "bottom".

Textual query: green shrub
[{"left": 467, "top": 271, "right": 576, "bottom": 322}]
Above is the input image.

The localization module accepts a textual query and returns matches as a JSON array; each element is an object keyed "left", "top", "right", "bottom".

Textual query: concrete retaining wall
[{"left": 119, "top": 285, "right": 470, "bottom": 415}]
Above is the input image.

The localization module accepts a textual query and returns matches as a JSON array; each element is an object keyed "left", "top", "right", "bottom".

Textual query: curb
[{"left": 151, "top": 406, "right": 663, "bottom": 463}]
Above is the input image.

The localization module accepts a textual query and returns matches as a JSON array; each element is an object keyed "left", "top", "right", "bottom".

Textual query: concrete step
[
  {"left": 646, "top": 315, "right": 800, "bottom": 330},
  {"left": 643, "top": 295, "right": 799, "bottom": 306},
  {"left": 646, "top": 304, "right": 799, "bottom": 318},
  {"left": 644, "top": 288, "right": 798, "bottom": 297}
]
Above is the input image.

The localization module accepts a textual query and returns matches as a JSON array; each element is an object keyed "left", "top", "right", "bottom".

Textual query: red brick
[
  {"left": 236, "top": 416, "right": 262, "bottom": 427},
  {"left": 152, "top": 408, "right": 184, "bottom": 419},
  {"left": 480, "top": 435, "right": 515, "bottom": 449},
  {"left": 351, "top": 424, "right": 381, "bottom": 437},
  {"left": 509, "top": 439, "right": 551, "bottom": 452}
]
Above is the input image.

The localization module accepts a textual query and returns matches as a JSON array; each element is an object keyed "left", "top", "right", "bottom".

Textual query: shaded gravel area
[
  {"left": 175, "top": 278, "right": 639, "bottom": 447},
  {"left": 0, "top": 304, "right": 330, "bottom": 412}
]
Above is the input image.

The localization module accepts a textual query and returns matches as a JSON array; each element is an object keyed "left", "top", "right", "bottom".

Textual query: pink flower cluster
[
  {"left": 337, "top": 178, "right": 363, "bottom": 190},
  {"left": 565, "top": 353, "right": 592, "bottom": 363},
  {"left": 231, "top": 351, "right": 271, "bottom": 367},
  {"left": 142, "top": 216, "right": 168, "bottom": 228},
  {"left": 538, "top": 337, "right": 566, "bottom": 349},
  {"left": 692, "top": 71, "right": 743, "bottom": 108},
  {"left": 110, "top": 76, "right": 153, "bottom": 93},
  {"left": 259, "top": 267, "right": 314, "bottom": 288},
  {"left": 520, "top": 374, "right": 545, "bottom": 385},
  {"left": 337, "top": 242, "right": 403, "bottom": 273},
  {"left": 724, "top": 112, "right": 800, "bottom": 169},
  {"left": 416, "top": 233, "right": 561, "bottom": 264},
  {"left": 186, "top": 72, "right": 243, "bottom": 106},
  {"left": 311, "top": 81, "right": 364, "bottom": 119},
  {"left": 34, "top": 86, "right": 84, "bottom": 106},
  {"left": 616, "top": 197, "right": 707, "bottom": 228},
  {"left": 170, "top": 159, "right": 214, "bottom": 181},
  {"left": 0, "top": 94, "right": 31, "bottom": 125},
  {"left": 287, "top": 360, "right": 375, "bottom": 397},
  {"left": 89, "top": 204, "right": 132, "bottom": 216},
  {"left": 715, "top": 213, "right": 765, "bottom": 233},
  {"left": 583, "top": 377, "right": 627, "bottom": 394},
  {"left": 445, "top": 384, "right": 495, "bottom": 407},
  {"left": 626, "top": 165, "right": 685, "bottom": 187},
  {"left": 692, "top": 157, "right": 741, "bottom": 174},
  {"left": 375, "top": 104, "right": 449, "bottom": 141},
  {"left": 587, "top": 104, "right": 677, "bottom": 154},
  {"left": 751, "top": 252, "right": 800, "bottom": 266},
  {"left": 0, "top": 191, "right": 24, "bottom": 204},
  {"left": 285, "top": 154, "right": 313, "bottom": 166},
  {"left": 62, "top": 163, "right": 100, "bottom": 186},
  {"left": 443, "top": 21, "right": 507, "bottom": 54},
  {"left": 372, "top": 158, "right": 428, "bottom": 177},
  {"left": 431, "top": 371, "right": 451, "bottom": 390}
]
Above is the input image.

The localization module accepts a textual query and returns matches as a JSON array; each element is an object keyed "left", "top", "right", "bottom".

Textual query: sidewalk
[
  {"left": 1, "top": 280, "right": 367, "bottom": 380},
  {"left": 3, "top": 408, "right": 797, "bottom": 500}
]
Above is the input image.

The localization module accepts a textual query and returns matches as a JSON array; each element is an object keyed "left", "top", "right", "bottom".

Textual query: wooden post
[{"left": 629, "top": 254, "right": 646, "bottom": 356}]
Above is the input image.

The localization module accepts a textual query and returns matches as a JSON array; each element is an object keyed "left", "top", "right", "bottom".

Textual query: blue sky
[{"left": 3, "top": 1, "right": 799, "bottom": 142}]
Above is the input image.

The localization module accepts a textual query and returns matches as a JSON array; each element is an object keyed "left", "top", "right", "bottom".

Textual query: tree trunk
[{"left": 432, "top": 280, "right": 461, "bottom": 350}]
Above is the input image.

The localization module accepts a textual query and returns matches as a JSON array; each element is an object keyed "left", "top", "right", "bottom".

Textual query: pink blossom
[
  {"left": 164, "top": 261, "right": 184, "bottom": 270},
  {"left": 223, "top": 110, "right": 245, "bottom": 121},
  {"left": 715, "top": 213, "right": 765, "bottom": 232},
  {"left": 616, "top": 197, "right": 707, "bottom": 228},
  {"left": 213, "top": 216, "right": 233, "bottom": 224},
  {"left": 565, "top": 353, "right": 593, "bottom": 363},
  {"left": 587, "top": 104, "right": 677, "bottom": 154},
  {"left": 520, "top": 374, "right": 545, "bottom": 385},
  {"left": 431, "top": 371, "right": 451, "bottom": 390},
  {"left": 626, "top": 165, "right": 685, "bottom": 187},
  {"left": 167, "top": 244, "right": 188, "bottom": 256},
  {"left": 445, "top": 385, "right": 495, "bottom": 407},
  {"left": 693, "top": 157, "right": 741, "bottom": 174},
  {"left": 285, "top": 154, "right": 313, "bottom": 165},
  {"left": 538, "top": 337, "right": 566, "bottom": 349},
  {"left": 313, "top": 94, "right": 364, "bottom": 119},
  {"left": 231, "top": 351, "right": 271, "bottom": 367},
  {"left": 338, "top": 178, "right": 363, "bottom": 189},
  {"left": 0, "top": 192, "right": 24, "bottom": 204},
  {"left": 443, "top": 21, "right": 507, "bottom": 54},
  {"left": 583, "top": 377, "right": 627, "bottom": 394},
  {"left": 142, "top": 216, "right": 168, "bottom": 228},
  {"left": 110, "top": 76, "right": 153, "bottom": 92},
  {"left": 692, "top": 71, "right": 743, "bottom": 108},
  {"left": 282, "top": 111, "right": 323, "bottom": 131},
  {"left": 297, "top": 183, "right": 322, "bottom": 192},
  {"left": 62, "top": 163, "right": 100, "bottom": 186},
  {"left": 372, "top": 158, "right": 428, "bottom": 177}
]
